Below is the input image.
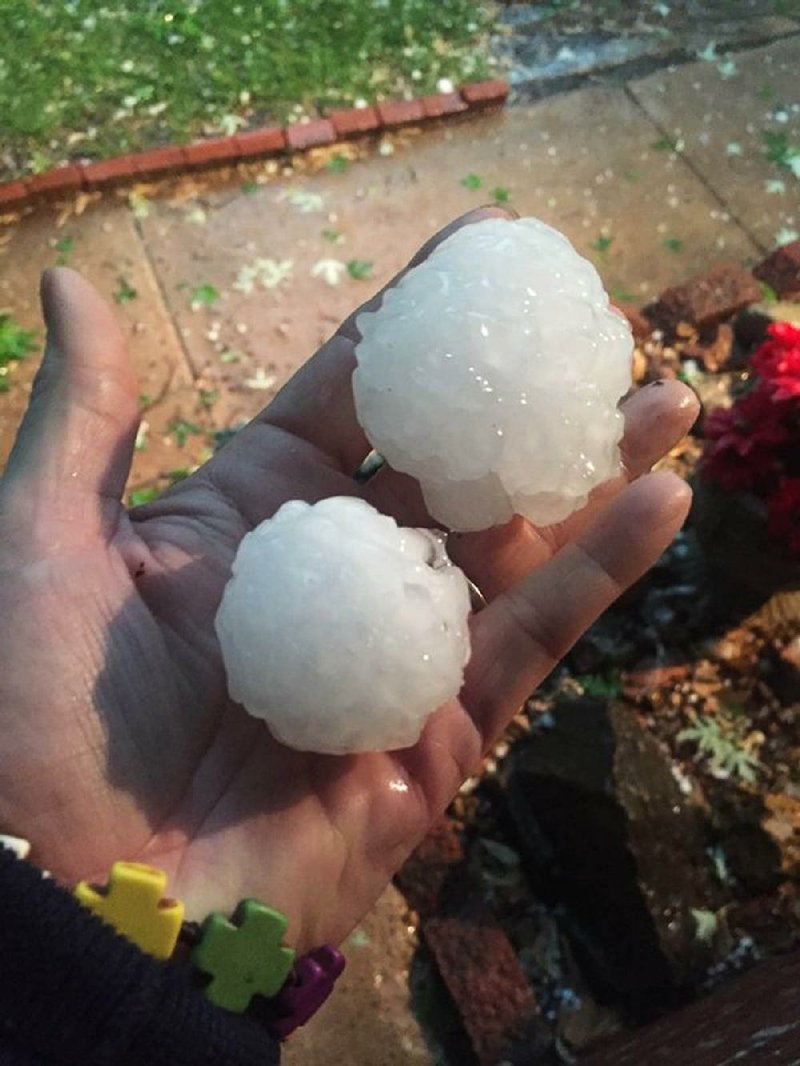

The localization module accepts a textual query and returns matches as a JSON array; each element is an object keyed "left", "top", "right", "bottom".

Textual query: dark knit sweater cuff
[{"left": 0, "top": 846, "right": 280, "bottom": 1066}]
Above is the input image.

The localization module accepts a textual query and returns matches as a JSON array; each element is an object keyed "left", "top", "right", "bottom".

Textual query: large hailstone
[
  {"left": 215, "top": 497, "right": 471, "bottom": 754},
  {"left": 353, "top": 216, "right": 633, "bottom": 531}
]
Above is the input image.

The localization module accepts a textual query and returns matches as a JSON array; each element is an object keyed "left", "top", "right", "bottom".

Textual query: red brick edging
[{"left": 0, "top": 79, "right": 509, "bottom": 211}]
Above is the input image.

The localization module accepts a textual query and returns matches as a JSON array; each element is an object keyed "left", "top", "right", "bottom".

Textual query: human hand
[{"left": 0, "top": 207, "right": 697, "bottom": 952}]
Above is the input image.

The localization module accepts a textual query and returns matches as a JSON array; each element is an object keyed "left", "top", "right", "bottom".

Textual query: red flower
[
  {"left": 768, "top": 477, "right": 800, "bottom": 556},
  {"left": 700, "top": 381, "right": 789, "bottom": 491},
  {"left": 751, "top": 322, "right": 800, "bottom": 400},
  {"left": 701, "top": 320, "right": 799, "bottom": 555}
]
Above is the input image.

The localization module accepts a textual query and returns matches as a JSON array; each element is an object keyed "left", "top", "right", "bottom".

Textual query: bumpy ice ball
[
  {"left": 215, "top": 497, "right": 471, "bottom": 754},
  {"left": 353, "top": 217, "right": 633, "bottom": 531}
]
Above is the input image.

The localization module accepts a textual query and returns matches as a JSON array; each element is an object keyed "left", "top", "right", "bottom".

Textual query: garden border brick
[{"left": 0, "top": 80, "right": 509, "bottom": 210}]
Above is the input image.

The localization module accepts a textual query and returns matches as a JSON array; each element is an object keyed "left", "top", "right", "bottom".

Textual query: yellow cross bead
[{"left": 74, "top": 861, "right": 184, "bottom": 961}]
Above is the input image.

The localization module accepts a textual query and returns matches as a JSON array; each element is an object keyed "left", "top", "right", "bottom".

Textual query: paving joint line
[
  {"left": 622, "top": 82, "right": 768, "bottom": 259},
  {"left": 131, "top": 215, "right": 196, "bottom": 382}
]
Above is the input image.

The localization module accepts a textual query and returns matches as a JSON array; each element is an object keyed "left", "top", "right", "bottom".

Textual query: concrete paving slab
[
  {"left": 0, "top": 202, "right": 208, "bottom": 482},
  {"left": 284, "top": 885, "right": 434, "bottom": 1066},
  {"left": 628, "top": 35, "right": 800, "bottom": 253},
  {"left": 138, "top": 87, "right": 758, "bottom": 424}
]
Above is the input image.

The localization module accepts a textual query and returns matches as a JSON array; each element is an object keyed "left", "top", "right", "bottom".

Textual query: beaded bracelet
[{"left": 0, "top": 836, "right": 344, "bottom": 1039}]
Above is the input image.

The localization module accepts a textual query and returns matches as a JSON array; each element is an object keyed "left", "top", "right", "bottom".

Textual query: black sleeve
[{"left": 0, "top": 847, "right": 281, "bottom": 1066}]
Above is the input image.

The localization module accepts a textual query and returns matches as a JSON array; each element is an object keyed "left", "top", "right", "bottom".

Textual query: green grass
[{"left": 0, "top": 0, "right": 491, "bottom": 181}]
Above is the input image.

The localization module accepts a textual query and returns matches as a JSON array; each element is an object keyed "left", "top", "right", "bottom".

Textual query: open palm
[{"left": 0, "top": 209, "right": 696, "bottom": 953}]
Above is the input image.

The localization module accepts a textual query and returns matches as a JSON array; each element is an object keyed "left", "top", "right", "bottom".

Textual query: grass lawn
[{"left": 0, "top": 0, "right": 492, "bottom": 182}]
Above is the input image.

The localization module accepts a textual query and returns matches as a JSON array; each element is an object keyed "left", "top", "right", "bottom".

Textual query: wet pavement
[{"left": 1, "top": 31, "right": 799, "bottom": 1065}]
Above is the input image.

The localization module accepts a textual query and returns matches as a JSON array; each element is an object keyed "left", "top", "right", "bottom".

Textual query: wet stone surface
[{"left": 504, "top": 698, "right": 721, "bottom": 1023}]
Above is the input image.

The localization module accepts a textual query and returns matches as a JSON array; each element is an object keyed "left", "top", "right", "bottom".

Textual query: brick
[
  {"left": 28, "top": 165, "right": 84, "bottom": 196},
  {"left": 754, "top": 240, "right": 800, "bottom": 300},
  {"left": 646, "top": 263, "right": 762, "bottom": 333},
  {"left": 419, "top": 92, "right": 469, "bottom": 120},
  {"left": 81, "top": 155, "right": 137, "bottom": 187},
  {"left": 460, "top": 79, "right": 510, "bottom": 109},
  {"left": 0, "top": 180, "right": 30, "bottom": 208},
  {"left": 131, "top": 145, "right": 186, "bottom": 178},
  {"left": 611, "top": 302, "right": 652, "bottom": 343},
  {"left": 328, "top": 106, "right": 380, "bottom": 139},
  {"left": 285, "top": 118, "right": 336, "bottom": 152},
  {"left": 375, "top": 98, "right": 425, "bottom": 128},
  {"left": 681, "top": 321, "right": 734, "bottom": 371},
  {"left": 234, "top": 126, "right": 287, "bottom": 159},
  {"left": 183, "top": 136, "right": 241, "bottom": 167},
  {"left": 425, "top": 898, "right": 549, "bottom": 1066}
]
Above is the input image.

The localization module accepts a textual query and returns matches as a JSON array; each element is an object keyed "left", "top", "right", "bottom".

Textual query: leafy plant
[
  {"left": 763, "top": 131, "right": 800, "bottom": 176},
  {"left": 114, "top": 278, "right": 138, "bottom": 304},
  {"left": 663, "top": 237, "right": 684, "bottom": 253},
  {"left": 325, "top": 152, "right": 349, "bottom": 173},
  {"left": 53, "top": 235, "right": 74, "bottom": 265},
  {"left": 346, "top": 259, "right": 373, "bottom": 281},
  {"left": 0, "top": 314, "right": 37, "bottom": 391},
  {"left": 322, "top": 228, "right": 344, "bottom": 244},
  {"left": 460, "top": 173, "right": 483, "bottom": 190},
  {"left": 189, "top": 283, "right": 221, "bottom": 308},
  {"left": 128, "top": 486, "right": 160, "bottom": 507},
  {"left": 652, "top": 135, "right": 682, "bottom": 152},
  {"left": 169, "top": 418, "right": 204, "bottom": 448},
  {"left": 677, "top": 716, "right": 760, "bottom": 783},
  {"left": 591, "top": 234, "right": 613, "bottom": 255},
  {"left": 576, "top": 670, "right": 622, "bottom": 698},
  {"left": 491, "top": 186, "right": 510, "bottom": 204}
]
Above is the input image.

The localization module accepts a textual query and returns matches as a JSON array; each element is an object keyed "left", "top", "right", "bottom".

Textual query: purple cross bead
[{"left": 264, "top": 945, "right": 345, "bottom": 1038}]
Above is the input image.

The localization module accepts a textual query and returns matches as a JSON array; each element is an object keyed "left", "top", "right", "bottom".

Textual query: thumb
[{"left": 1, "top": 268, "right": 140, "bottom": 535}]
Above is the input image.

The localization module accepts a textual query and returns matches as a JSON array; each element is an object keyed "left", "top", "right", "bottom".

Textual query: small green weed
[
  {"left": 576, "top": 670, "right": 622, "bottom": 699},
  {"left": 129, "top": 486, "right": 160, "bottom": 507},
  {"left": 591, "top": 234, "right": 613, "bottom": 255},
  {"left": 460, "top": 173, "right": 483, "bottom": 190},
  {"left": 189, "top": 283, "right": 221, "bottom": 308},
  {"left": 0, "top": 314, "right": 37, "bottom": 392},
  {"left": 677, "top": 715, "right": 760, "bottom": 783},
  {"left": 346, "top": 259, "right": 373, "bottom": 281},
  {"left": 114, "top": 278, "right": 138, "bottom": 304},
  {"left": 169, "top": 418, "right": 204, "bottom": 448}
]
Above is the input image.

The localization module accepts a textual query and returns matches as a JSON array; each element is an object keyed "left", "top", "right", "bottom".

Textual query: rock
[
  {"left": 735, "top": 300, "right": 800, "bottom": 350},
  {"left": 680, "top": 322, "right": 734, "bottom": 372},
  {"left": 612, "top": 302, "right": 652, "bottom": 343},
  {"left": 762, "top": 792, "right": 800, "bottom": 879},
  {"left": 645, "top": 265, "right": 762, "bottom": 335},
  {"left": 754, "top": 240, "right": 800, "bottom": 300},
  {"left": 504, "top": 698, "right": 720, "bottom": 1022},
  {"left": 765, "top": 637, "right": 800, "bottom": 705},
  {"left": 622, "top": 658, "right": 690, "bottom": 701}
]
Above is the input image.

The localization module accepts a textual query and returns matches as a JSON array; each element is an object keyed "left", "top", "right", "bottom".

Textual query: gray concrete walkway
[{"left": 0, "top": 33, "right": 798, "bottom": 1065}]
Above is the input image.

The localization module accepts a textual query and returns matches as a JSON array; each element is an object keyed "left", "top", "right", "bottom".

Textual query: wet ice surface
[
  {"left": 353, "top": 217, "right": 632, "bottom": 532},
  {"left": 215, "top": 497, "right": 471, "bottom": 754}
]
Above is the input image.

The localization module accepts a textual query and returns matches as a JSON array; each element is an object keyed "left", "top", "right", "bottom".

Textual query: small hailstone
[
  {"left": 353, "top": 217, "right": 633, "bottom": 531},
  {"left": 215, "top": 497, "right": 471, "bottom": 754}
]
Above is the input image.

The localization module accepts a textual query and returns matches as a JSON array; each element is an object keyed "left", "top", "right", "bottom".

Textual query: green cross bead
[{"left": 191, "top": 899, "right": 296, "bottom": 1013}]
